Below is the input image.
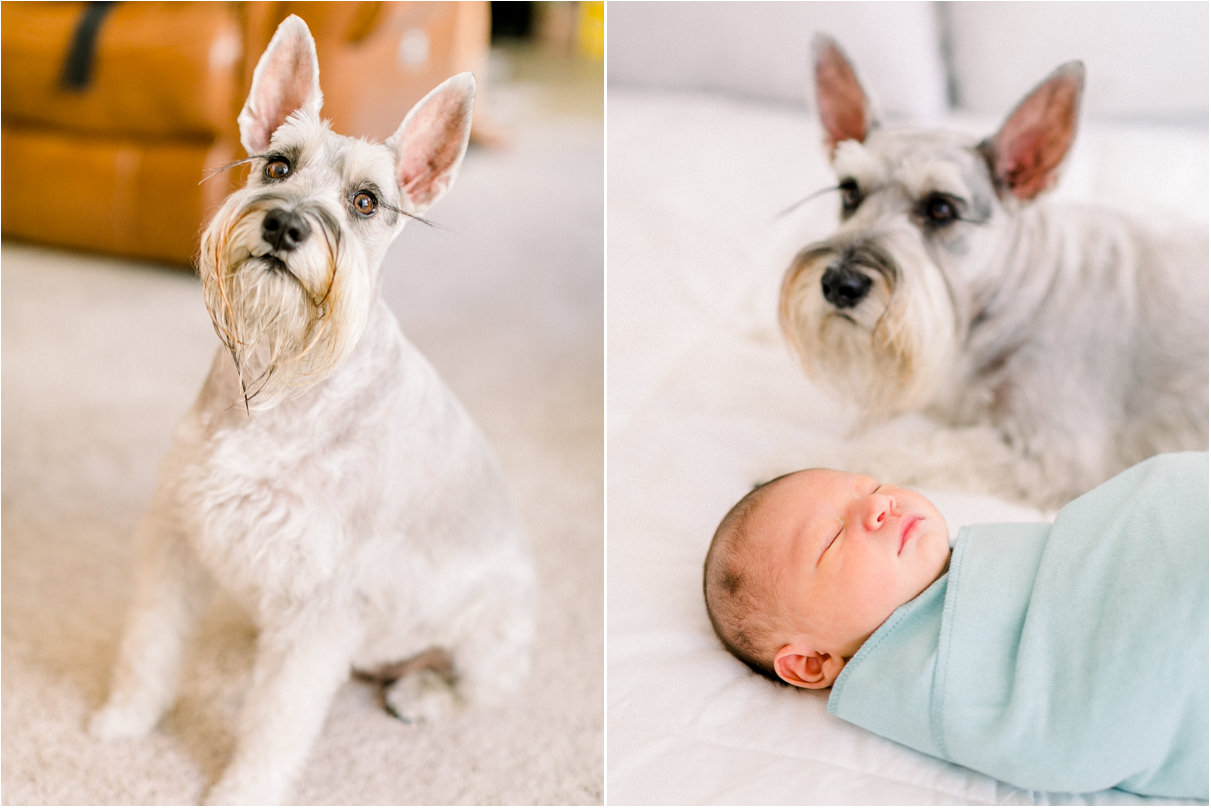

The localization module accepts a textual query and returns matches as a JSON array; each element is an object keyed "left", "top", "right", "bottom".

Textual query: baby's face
[{"left": 758, "top": 469, "right": 951, "bottom": 658}]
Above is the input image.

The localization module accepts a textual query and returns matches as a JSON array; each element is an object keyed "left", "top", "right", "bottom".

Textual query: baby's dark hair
[{"left": 702, "top": 473, "right": 796, "bottom": 682}]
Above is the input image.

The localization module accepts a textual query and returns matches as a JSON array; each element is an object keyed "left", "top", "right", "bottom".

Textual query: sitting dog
[
  {"left": 779, "top": 35, "right": 1208, "bottom": 507},
  {"left": 88, "top": 16, "right": 535, "bottom": 805}
]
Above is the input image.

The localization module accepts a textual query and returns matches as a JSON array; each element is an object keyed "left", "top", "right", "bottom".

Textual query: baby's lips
[{"left": 897, "top": 516, "right": 921, "bottom": 554}]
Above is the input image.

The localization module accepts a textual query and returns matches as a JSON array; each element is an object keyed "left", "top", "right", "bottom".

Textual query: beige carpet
[{"left": 0, "top": 47, "right": 603, "bottom": 805}]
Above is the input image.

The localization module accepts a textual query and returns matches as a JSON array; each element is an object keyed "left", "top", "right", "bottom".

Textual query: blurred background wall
[{"left": 607, "top": 1, "right": 1209, "bottom": 126}]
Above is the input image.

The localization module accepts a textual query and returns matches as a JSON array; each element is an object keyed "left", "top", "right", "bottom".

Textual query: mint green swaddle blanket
[{"left": 828, "top": 452, "right": 1208, "bottom": 799}]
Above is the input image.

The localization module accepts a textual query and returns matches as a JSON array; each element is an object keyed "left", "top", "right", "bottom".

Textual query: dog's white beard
[
  {"left": 780, "top": 236, "right": 958, "bottom": 420},
  {"left": 199, "top": 205, "right": 370, "bottom": 410}
]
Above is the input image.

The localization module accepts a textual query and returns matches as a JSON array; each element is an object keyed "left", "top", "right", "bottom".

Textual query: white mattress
[{"left": 605, "top": 88, "right": 1208, "bottom": 805}]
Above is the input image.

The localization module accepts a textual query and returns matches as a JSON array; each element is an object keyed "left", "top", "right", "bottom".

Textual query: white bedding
[{"left": 605, "top": 88, "right": 1208, "bottom": 805}]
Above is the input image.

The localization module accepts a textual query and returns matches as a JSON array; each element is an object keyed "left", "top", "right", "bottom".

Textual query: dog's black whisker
[{"left": 775, "top": 185, "right": 845, "bottom": 220}]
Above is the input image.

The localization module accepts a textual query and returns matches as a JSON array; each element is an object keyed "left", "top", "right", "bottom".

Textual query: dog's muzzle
[{"left": 262, "top": 208, "right": 312, "bottom": 252}]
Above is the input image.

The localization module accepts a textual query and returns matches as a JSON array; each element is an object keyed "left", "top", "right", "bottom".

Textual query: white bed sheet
[{"left": 605, "top": 88, "right": 1208, "bottom": 805}]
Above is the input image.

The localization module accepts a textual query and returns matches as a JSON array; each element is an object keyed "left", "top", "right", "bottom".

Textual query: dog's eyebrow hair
[
  {"left": 199, "top": 158, "right": 448, "bottom": 232},
  {"left": 775, "top": 184, "right": 847, "bottom": 220}
]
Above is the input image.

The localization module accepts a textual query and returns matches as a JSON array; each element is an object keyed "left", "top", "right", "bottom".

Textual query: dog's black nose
[
  {"left": 262, "top": 209, "right": 311, "bottom": 252},
  {"left": 821, "top": 265, "right": 871, "bottom": 309}
]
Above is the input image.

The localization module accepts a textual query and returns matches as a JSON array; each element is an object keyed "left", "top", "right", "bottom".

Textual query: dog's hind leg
[
  {"left": 204, "top": 610, "right": 364, "bottom": 806},
  {"left": 354, "top": 646, "right": 456, "bottom": 721},
  {"left": 373, "top": 647, "right": 463, "bottom": 724},
  {"left": 90, "top": 498, "right": 212, "bottom": 740},
  {"left": 381, "top": 558, "right": 536, "bottom": 724}
]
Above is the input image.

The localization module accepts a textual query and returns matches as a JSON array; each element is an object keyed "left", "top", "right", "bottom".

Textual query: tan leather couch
[{"left": 1, "top": 1, "right": 489, "bottom": 266}]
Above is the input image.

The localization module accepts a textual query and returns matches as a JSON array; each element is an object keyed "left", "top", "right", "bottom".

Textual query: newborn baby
[{"left": 703, "top": 452, "right": 1208, "bottom": 799}]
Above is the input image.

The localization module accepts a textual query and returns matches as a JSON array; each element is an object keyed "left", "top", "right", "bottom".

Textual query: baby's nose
[{"left": 859, "top": 493, "right": 896, "bottom": 532}]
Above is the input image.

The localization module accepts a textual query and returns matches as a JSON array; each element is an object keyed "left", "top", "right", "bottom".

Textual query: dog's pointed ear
[
  {"left": 812, "top": 34, "right": 876, "bottom": 157},
  {"left": 387, "top": 73, "right": 476, "bottom": 215},
  {"left": 238, "top": 15, "right": 324, "bottom": 155},
  {"left": 981, "top": 62, "right": 1084, "bottom": 202}
]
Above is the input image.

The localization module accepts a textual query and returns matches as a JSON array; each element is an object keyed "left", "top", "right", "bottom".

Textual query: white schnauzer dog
[
  {"left": 88, "top": 16, "right": 534, "bottom": 805},
  {"left": 779, "top": 35, "right": 1208, "bottom": 508}
]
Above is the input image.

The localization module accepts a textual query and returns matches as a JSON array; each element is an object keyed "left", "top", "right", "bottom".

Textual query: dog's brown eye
[
  {"left": 353, "top": 191, "right": 377, "bottom": 217},
  {"left": 924, "top": 194, "right": 959, "bottom": 225},
  {"left": 264, "top": 159, "right": 291, "bottom": 181}
]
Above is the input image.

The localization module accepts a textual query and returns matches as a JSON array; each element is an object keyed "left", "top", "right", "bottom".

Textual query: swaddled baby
[{"left": 703, "top": 452, "right": 1208, "bottom": 799}]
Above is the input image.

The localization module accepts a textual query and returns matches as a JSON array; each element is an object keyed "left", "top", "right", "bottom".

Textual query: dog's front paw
[
  {"left": 88, "top": 702, "right": 159, "bottom": 740},
  {"left": 384, "top": 669, "right": 462, "bottom": 724}
]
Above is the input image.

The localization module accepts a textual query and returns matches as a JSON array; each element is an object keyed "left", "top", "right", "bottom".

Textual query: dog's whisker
[
  {"left": 381, "top": 200, "right": 444, "bottom": 230},
  {"left": 775, "top": 185, "right": 844, "bottom": 220},
  {"left": 313, "top": 220, "right": 340, "bottom": 311},
  {"left": 238, "top": 380, "right": 252, "bottom": 414},
  {"left": 199, "top": 155, "right": 264, "bottom": 185}
]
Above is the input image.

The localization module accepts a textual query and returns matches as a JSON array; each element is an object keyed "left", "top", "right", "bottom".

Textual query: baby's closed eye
[{"left": 818, "top": 522, "right": 844, "bottom": 565}]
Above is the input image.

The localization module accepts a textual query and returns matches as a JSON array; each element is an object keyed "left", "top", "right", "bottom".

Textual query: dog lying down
[{"left": 779, "top": 35, "right": 1208, "bottom": 508}]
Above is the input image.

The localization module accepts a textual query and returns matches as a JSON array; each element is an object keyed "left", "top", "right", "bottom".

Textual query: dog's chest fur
[{"left": 171, "top": 301, "right": 502, "bottom": 619}]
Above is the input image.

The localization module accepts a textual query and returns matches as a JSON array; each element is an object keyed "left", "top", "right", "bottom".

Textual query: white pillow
[
  {"left": 607, "top": 1, "right": 949, "bottom": 121},
  {"left": 944, "top": 1, "right": 1209, "bottom": 123}
]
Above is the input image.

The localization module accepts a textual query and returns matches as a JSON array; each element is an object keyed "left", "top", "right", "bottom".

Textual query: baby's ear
[{"left": 774, "top": 644, "right": 845, "bottom": 689}]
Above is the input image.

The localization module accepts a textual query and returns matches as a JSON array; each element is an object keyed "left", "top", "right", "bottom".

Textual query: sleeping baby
[{"left": 703, "top": 452, "right": 1208, "bottom": 799}]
